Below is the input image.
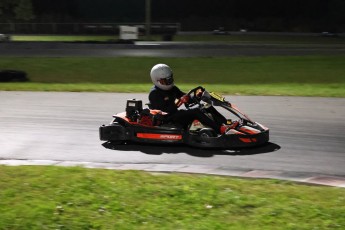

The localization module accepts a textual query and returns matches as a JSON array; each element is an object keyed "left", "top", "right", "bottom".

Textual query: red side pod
[{"left": 114, "top": 112, "right": 131, "bottom": 122}]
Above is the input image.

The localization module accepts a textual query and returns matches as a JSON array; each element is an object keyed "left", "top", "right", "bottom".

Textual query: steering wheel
[{"left": 184, "top": 86, "right": 205, "bottom": 109}]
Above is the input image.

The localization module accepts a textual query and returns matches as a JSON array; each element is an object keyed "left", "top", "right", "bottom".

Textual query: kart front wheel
[{"left": 199, "top": 128, "right": 217, "bottom": 138}]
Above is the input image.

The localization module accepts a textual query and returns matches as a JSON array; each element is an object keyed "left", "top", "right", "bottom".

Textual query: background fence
[{"left": 0, "top": 23, "right": 180, "bottom": 35}]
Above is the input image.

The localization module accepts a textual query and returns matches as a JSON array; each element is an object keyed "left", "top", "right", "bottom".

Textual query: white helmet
[{"left": 150, "top": 64, "right": 174, "bottom": 90}]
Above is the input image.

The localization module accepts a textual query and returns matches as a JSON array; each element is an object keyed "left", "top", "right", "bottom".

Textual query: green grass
[
  {"left": 1, "top": 56, "right": 345, "bottom": 97},
  {"left": 175, "top": 34, "right": 345, "bottom": 44},
  {"left": 1, "top": 83, "right": 344, "bottom": 97},
  {"left": 0, "top": 166, "right": 344, "bottom": 230},
  {"left": 11, "top": 35, "right": 117, "bottom": 42},
  {"left": 10, "top": 34, "right": 345, "bottom": 44}
]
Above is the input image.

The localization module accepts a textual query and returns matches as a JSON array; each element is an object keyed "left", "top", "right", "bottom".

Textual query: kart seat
[{"left": 139, "top": 108, "right": 167, "bottom": 126}]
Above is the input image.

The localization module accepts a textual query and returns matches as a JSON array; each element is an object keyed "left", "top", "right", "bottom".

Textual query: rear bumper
[{"left": 99, "top": 123, "right": 128, "bottom": 141}]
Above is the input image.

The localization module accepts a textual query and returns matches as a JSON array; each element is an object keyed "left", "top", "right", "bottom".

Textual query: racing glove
[
  {"left": 176, "top": 94, "right": 190, "bottom": 107},
  {"left": 180, "top": 94, "right": 190, "bottom": 104}
]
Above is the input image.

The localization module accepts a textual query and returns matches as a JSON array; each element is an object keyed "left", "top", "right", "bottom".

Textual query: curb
[{"left": 1, "top": 160, "right": 344, "bottom": 188}]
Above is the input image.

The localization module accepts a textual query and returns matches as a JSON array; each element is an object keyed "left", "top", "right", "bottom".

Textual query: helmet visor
[{"left": 158, "top": 76, "right": 174, "bottom": 85}]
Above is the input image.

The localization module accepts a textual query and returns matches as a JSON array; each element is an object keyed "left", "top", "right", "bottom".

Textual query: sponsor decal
[
  {"left": 160, "top": 134, "right": 181, "bottom": 139},
  {"left": 209, "top": 92, "right": 225, "bottom": 102},
  {"left": 137, "top": 133, "right": 182, "bottom": 140}
]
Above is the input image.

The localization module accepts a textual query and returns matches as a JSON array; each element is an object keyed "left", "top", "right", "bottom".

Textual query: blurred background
[{"left": 0, "top": 0, "right": 344, "bottom": 36}]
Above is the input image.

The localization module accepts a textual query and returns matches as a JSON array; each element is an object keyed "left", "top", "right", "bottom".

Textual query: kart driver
[{"left": 148, "top": 63, "right": 232, "bottom": 134}]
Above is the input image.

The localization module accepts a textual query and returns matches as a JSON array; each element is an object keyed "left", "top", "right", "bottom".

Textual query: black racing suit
[{"left": 148, "top": 85, "right": 225, "bottom": 133}]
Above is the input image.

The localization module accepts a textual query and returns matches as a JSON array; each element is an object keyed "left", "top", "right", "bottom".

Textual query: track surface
[
  {"left": 1, "top": 41, "right": 345, "bottom": 57},
  {"left": 1, "top": 91, "right": 345, "bottom": 182}
]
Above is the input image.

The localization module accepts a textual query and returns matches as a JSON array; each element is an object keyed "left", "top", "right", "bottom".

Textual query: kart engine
[{"left": 126, "top": 99, "right": 143, "bottom": 121}]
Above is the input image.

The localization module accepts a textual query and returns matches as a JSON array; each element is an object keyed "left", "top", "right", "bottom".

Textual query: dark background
[{"left": 1, "top": 0, "right": 345, "bottom": 32}]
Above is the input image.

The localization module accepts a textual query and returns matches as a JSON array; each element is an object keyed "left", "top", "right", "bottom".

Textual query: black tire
[{"left": 199, "top": 128, "right": 217, "bottom": 138}]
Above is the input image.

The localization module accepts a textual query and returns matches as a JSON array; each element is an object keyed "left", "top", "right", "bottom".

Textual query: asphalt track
[
  {"left": 1, "top": 91, "right": 345, "bottom": 187},
  {"left": 1, "top": 41, "right": 345, "bottom": 57}
]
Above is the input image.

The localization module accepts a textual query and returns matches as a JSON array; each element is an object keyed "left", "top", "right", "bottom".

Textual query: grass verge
[
  {"left": 0, "top": 166, "right": 344, "bottom": 230},
  {"left": 1, "top": 83, "right": 344, "bottom": 97},
  {"left": 10, "top": 35, "right": 118, "bottom": 42},
  {"left": 1, "top": 56, "right": 345, "bottom": 97},
  {"left": 10, "top": 34, "right": 345, "bottom": 44}
]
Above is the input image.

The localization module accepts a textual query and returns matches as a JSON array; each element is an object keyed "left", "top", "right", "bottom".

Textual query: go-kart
[{"left": 99, "top": 86, "right": 269, "bottom": 149}]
